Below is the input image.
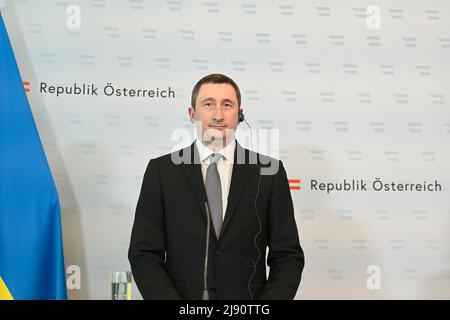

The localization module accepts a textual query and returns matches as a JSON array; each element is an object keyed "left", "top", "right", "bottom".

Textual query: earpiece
[{"left": 238, "top": 111, "right": 245, "bottom": 123}]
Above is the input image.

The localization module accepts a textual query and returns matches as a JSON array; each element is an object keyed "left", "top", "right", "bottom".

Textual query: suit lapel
[
  {"left": 179, "top": 143, "right": 206, "bottom": 216},
  {"left": 179, "top": 142, "right": 218, "bottom": 240},
  {"left": 219, "top": 142, "right": 256, "bottom": 239}
]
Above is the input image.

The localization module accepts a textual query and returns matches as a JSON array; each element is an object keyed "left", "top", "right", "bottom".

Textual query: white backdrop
[{"left": 2, "top": 0, "right": 450, "bottom": 299}]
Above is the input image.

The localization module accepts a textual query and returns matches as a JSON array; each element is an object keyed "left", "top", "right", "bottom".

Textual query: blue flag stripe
[{"left": 0, "top": 13, "right": 67, "bottom": 300}]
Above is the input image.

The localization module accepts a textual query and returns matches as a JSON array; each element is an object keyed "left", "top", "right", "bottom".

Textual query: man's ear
[{"left": 188, "top": 106, "right": 196, "bottom": 124}]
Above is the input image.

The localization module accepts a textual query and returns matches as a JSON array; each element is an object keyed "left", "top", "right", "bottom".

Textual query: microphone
[
  {"left": 240, "top": 114, "right": 262, "bottom": 299},
  {"left": 202, "top": 201, "right": 211, "bottom": 300}
]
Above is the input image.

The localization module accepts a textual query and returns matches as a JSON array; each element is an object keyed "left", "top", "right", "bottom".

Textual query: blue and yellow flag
[{"left": 0, "top": 13, "right": 67, "bottom": 300}]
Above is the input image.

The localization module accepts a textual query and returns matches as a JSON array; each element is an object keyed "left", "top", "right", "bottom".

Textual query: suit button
[{"left": 215, "top": 250, "right": 222, "bottom": 256}]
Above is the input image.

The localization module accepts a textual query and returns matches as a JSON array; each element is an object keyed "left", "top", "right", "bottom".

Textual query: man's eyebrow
[
  {"left": 200, "top": 97, "right": 215, "bottom": 103},
  {"left": 199, "top": 97, "right": 235, "bottom": 104},
  {"left": 221, "top": 98, "right": 235, "bottom": 103}
]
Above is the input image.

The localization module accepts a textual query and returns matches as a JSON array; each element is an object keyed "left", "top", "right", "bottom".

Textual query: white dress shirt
[{"left": 195, "top": 139, "right": 235, "bottom": 220}]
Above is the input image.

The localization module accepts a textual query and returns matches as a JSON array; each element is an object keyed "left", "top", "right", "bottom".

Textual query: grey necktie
[{"left": 205, "top": 153, "right": 223, "bottom": 238}]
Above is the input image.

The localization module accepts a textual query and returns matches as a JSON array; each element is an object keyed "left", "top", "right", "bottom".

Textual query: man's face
[{"left": 188, "top": 83, "right": 242, "bottom": 149}]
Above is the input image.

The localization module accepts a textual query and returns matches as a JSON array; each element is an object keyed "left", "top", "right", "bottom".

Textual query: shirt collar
[{"left": 195, "top": 139, "right": 236, "bottom": 164}]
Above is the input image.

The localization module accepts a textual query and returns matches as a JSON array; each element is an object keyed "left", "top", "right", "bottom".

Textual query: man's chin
[
  {"left": 205, "top": 135, "right": 225, "bottom": 145},
  {"left": 208, "top": 126, "right": 230, "bottom": 136},
  {"left": 204, "top": 133, "right": 236, "bottom": 148},
  {"left": 205, "top": 127, "right": 234, "bottom": 137}
]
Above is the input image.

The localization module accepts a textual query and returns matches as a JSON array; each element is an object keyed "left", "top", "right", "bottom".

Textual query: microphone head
[
  {"left": 202, "top": 289, "right": 210, "bottom": 300},
  {"left": 238, "top": 112, "right": 245, "bottom": 123}
]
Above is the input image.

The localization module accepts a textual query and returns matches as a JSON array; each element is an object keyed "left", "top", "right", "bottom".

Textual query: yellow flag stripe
[
  {"left": 0, "top": 275, "right": 14, "bottom": 300},
  {"left": 126, "top": 283, "right": 131, "bottom": 300}
]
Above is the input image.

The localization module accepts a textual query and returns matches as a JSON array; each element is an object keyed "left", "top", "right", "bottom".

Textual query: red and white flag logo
[{"left": 289, "top": 179, "right": 301, "bottom": 190}]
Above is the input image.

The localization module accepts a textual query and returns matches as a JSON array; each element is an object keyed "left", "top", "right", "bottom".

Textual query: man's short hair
[{"left": 191, "top": 73, "right": 241, "bottom": 109}]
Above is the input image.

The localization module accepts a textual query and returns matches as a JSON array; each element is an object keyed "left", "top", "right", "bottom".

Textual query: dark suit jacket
[{"left": 128, "top": 141, "right": 304, "bottom": 300}]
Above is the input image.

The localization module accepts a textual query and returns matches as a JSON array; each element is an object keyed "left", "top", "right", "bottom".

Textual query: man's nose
[{"left": 212, "top": 106, "right": 224, "bottom": 121}]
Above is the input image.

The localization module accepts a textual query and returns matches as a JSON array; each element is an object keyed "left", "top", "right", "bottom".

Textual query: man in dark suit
[{"left": 128, "top": 74, "right": 304, "bottom": 300}]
